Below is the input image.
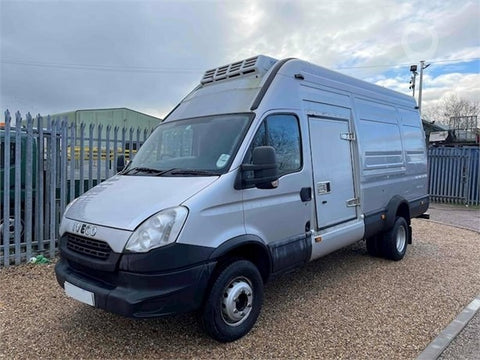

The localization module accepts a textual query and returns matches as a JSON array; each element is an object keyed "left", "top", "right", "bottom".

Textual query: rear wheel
[
  {"left": 382, "top": 216, "right": 409, "bottom": 261},
  {"left": 202, "top": 259, "right": 264, "bottom": 342}
]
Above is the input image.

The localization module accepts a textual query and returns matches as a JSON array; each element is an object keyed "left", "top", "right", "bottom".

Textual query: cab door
[{"left": 241, "top": 114, "right": 312, "bottom": 273}]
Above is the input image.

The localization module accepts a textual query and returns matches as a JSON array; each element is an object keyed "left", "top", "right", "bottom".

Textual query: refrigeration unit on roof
[{"left": 200, "top": 55, "right": 278, "bottom": 85}]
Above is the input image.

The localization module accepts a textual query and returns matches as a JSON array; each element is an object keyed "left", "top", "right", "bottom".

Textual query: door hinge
[
  {"left": 346, "top": 197, "right": 360, "bottom": 207},
  {"left": 340, "top": 132, "right": 355, "bottom": 141}
]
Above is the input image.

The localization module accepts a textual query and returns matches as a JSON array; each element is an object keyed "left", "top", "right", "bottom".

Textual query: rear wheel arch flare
[
  {"left": 385, "top": 195, "right": 410, "bottom": 229},
  {"left": 396, "top": 202, "right": 411, "bottom": 224}
]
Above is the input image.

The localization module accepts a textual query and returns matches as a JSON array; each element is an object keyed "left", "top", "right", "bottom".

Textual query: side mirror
[
  {"left": 252, "top": 146, "right": 279, "bottom": 189},
  {"left": 116, "top": 155, "right": 126, "bottom": 173},
  {"left": 236, "top": 146, "right": 279, "bottom": 189}
]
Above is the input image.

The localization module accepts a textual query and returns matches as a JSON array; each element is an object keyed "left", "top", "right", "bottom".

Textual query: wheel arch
[
  {"left": 209, "top": 234, "right": 272, "bottom": 283},
  {"left": 385, "top": 195, "right": 411, "bottom": 229},
  {"left": 385, "top": 195, "right": 412, "bottom": 245}
]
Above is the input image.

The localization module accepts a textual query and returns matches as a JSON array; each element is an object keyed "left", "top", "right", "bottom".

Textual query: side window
[{"left": 247, "top": 114, "right": 301, "bottom": 176}]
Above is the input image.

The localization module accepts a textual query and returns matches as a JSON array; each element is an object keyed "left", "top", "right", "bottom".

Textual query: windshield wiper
[
  {"left": 121, "top": 167, "right": 220, "bottom": 177},
  {"left": 167, "top": 169, "right": 220, "bottom": 176},
  {"left": 121, "top": 167, "right": 175, "bottom": 176}
]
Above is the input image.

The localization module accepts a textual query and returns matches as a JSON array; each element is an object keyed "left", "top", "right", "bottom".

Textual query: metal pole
[
  {"left": 418, "top": 60, "right": 425, "bottom": 115},
  {"left": 418, "top": 61, "right": 430, "bottom": 116}
]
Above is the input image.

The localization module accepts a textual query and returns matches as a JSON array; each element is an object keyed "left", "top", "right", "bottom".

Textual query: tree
[{"left": 423, "top": 94, "right": 479, "bottom": 126}]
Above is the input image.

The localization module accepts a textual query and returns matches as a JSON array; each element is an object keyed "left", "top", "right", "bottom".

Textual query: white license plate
[{"left": 64, "top": 281, "right": 95, "bottom": 306}]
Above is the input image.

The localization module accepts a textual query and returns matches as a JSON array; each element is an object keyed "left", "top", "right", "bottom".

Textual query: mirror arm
[
  {"left": 116, "top": 155, "right": 127, "bottom": 173},
  {"left": 243, "top": 176, "right": 279, "bottom": 186}
]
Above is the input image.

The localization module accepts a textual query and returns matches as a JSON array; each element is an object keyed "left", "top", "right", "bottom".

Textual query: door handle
[{"left": 300, "top": 187, "right": 312, "bottom": 202}]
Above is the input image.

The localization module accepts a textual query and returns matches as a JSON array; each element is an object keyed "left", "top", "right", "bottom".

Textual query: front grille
[{"left": 66, "top": 234, "right": 112, "bottom": 260}]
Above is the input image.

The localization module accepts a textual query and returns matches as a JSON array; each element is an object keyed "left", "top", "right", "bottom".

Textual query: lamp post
[{"left": 417, "top": 60, "right": 431, "bottom": 116}]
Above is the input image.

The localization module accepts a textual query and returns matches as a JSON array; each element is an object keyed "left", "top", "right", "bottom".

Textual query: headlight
[{"left": 125, "top": 206, "right": 188, "bottom": 253}]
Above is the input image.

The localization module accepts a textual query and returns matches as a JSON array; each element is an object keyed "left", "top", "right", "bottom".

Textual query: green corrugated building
[{"left": 51, "top": 107, "right": 161, "bottom": 137}]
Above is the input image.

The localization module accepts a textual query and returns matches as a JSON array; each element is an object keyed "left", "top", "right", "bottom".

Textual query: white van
[{"left": 55, "top": 55, "right": 429, "bottom": 342}]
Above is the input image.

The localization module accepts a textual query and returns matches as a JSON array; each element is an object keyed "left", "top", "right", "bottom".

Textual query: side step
[{"left": 417, "top": 213, "right": 430, "bottom": 219}]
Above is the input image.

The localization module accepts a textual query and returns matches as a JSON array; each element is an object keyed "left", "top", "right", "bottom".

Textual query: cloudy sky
[{"left": 1, "top": 0, "right": 479, "bottom": 120}]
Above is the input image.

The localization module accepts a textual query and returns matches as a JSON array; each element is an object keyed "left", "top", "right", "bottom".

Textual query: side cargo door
[{"left": 309, "top": 116, "right": 357, "bottom": 230}]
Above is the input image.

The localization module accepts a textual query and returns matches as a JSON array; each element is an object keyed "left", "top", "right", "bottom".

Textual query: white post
[{"left": 418, "top": 61, "right": 430, "bottom": 116}]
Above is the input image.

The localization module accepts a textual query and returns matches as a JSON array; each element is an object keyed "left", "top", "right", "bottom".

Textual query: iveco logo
[{"left": 72, "top": 222, "right": 97, "bottom": 237}]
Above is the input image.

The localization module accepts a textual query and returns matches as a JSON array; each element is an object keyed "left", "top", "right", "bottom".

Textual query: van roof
[{"left": 165, "top": 55, "right": 417, "bottom": 121}]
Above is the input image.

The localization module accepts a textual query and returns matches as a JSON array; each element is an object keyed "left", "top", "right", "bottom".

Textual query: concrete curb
[{"left": 416, "top": 295, "right": 480, "bottom": 360}]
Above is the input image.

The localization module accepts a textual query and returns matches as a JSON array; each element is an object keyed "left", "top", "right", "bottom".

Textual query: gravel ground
[
  {"left": 427, "top": 204, "right": 479, "bottom": 360},
  {"left": 1, "top": 219, "right": 479, "bottom": 359},
  {"left": 438, "top": 309, "right": 480, "bottom": 360}
]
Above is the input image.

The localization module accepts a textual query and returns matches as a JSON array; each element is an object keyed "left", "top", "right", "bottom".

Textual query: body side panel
[{"left": 179, "top": 170, "right": 246, "bottom": 249}]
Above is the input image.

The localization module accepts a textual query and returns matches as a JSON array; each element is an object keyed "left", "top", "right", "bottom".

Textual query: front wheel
[
  {"left": 202, "top": 259, "right": 264, "bottom": 342},
  {"left": 382, "top": 216, "right": 409, "bottom": 261}
]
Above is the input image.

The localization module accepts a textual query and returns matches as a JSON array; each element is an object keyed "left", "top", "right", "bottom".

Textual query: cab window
[{"left": 246, "top": 114, "right": 302, "bottom": 176}]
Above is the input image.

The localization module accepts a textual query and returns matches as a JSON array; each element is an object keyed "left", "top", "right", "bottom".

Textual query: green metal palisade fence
[{"left": 1, "top": 110, "right": 152, "bottom": 267}]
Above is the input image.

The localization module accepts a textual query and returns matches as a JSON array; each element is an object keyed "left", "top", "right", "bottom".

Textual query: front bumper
[{"left": 55, "top": 258, "right": 216, "bottom": 318}]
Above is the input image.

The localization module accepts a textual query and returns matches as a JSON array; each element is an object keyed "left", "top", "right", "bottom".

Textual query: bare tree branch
[{"left": 423, "top": 94, "right": 479, "bottom": 125}]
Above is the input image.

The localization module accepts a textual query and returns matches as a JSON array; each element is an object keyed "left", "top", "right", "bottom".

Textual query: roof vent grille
[
  {"left": 243, "top": 57, "right": 258, "bottom": 68},
  {"left": 229, "top": 61, "right": 243, "bottom": 72},
  {"left": 201, "top": 55, "right": 278, "bottom": 85}
]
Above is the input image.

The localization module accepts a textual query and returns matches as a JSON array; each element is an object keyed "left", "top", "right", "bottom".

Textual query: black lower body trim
[
  {"left": 269, "top": 233, "right": 311, "bottom": 275},
  {"left": 364, "top": 195, "right": 430, "bottom": 239},
  {"left": 55, "top": 258, "right": 216, "bottom": 318},
  {"left": 410, "top": 196, "right": 430, "bottom": 218},
  {"left": 363, "top": 210, "right": 385, "bottom": 239}
]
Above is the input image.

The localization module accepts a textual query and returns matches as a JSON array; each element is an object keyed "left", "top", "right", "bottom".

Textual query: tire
[
  {"left": 0, "top": 213, "right": 25, "bottom": 245},
  {"left": 382, "top": 216, "right": 409, "bottom": 261},
  {"left": 202, "top": 259, "right": 264, "bottom": 342},
  {"left": 366, "top": 235, "right": 382, "bottom": 257}
]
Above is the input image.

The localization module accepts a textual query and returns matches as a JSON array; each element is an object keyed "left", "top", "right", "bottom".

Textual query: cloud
[
  {"left": 0, "top": 1, "right": 230, "bottom": 111},
  {"left": 220, "top": 0, "right": 479, "bottom": 87},
  {"left": 0, "top": 0, "right": 479, "bottom": 118},
  {"left": 422, "top": 72, "right": 480, "bottom": 107},
  {"left": 374, "top": 70, "right": 480, "bottom": 113}
]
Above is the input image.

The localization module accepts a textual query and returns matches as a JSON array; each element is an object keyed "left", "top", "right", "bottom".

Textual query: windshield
[{"left": 125, "top": 114, "right": 251, "bottom": 176}]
